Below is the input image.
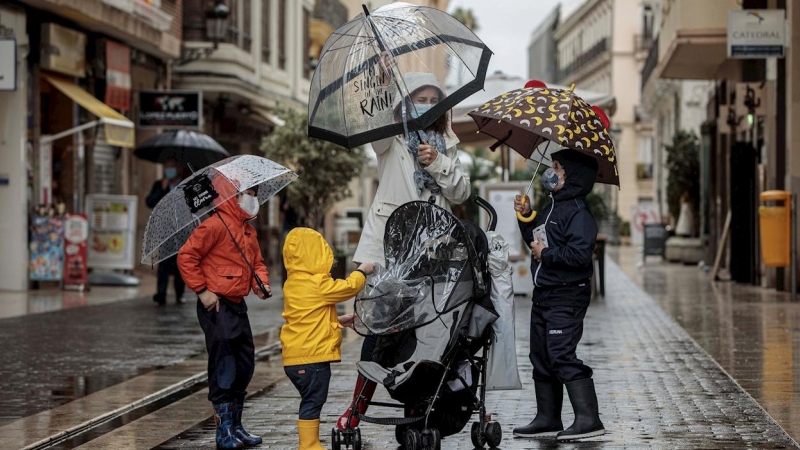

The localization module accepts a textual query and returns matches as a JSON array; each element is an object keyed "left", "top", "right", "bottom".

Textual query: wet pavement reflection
[
  {"left": 612, "top": 246, "right": 800, "bottom": 443},
  {"left": 155, "top": 259, "right": 797, "bottom": 449},
  {"left": 0, "top": 289, "right": 285, "bottom": 427}
]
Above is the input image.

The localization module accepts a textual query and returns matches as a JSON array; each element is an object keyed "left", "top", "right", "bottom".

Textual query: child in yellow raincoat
[{"left": 280, "top": 227, "right": 375, "bottom": 450}]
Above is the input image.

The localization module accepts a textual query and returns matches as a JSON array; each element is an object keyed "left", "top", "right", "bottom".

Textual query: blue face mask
[
  {"left": 410, "top": 103, "right": 434, "bottom": 119},
  {"left": 165, "top": 167, "right": 178, "bottom": 180},
  {"left": 541, "top": 167, "right": 562, "bottom": 192}
]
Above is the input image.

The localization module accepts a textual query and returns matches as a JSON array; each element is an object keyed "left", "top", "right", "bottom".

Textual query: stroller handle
[{"left": 474, "top": 196, "right": 497, "bottom": 232}]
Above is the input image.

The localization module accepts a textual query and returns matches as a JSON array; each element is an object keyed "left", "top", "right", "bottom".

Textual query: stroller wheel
[
  {"left": 331, "top": 427, "right": 342, "bottom": 450},
  {"left": 470, "top": 422, "right": 486, "bottom": 448},
  {"left": 405, "top": 428, "right": 422, "bottom": 450},
  {"left": 430, "top": 428, "right": 442, "bottom": 450},
  {"left": 485, "top": 421, "right": 502, "bottom": 448},
  {"left": 395, "top": 424, "right": 408, "bottom": 446},
  {"left": 353, "top": 427, "right": 362, "bottom": 450}
]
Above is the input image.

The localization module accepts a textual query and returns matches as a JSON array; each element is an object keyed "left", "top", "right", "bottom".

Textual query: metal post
[{"left": 792, "top": 194, "right": 797, "bottom": 301}]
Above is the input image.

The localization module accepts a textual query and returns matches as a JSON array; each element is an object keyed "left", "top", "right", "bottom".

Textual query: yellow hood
[{"left": 283, "top": 227, "right": 334, "bottom": 275}]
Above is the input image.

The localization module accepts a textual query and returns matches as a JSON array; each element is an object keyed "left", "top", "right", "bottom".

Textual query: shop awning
[
  {"left": 43, "top": 75, "right": 135, "bottom": 148},
  {"left": 252, "top": 106, "right": 286, "bottom": 127}
]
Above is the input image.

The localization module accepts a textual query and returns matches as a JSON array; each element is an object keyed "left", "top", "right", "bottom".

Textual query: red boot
[{"left": 337, "top": 375, "right": 377, "bottom": 430}]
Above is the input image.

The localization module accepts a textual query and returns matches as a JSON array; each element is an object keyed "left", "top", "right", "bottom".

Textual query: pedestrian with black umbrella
[{"left": 145, "top": 157, "right": 186, "bottom": 305}]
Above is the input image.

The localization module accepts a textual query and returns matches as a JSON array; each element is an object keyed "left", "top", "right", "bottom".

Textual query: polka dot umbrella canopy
[{"left": 141, "top": 155, "right": 297, "bottom": 266}]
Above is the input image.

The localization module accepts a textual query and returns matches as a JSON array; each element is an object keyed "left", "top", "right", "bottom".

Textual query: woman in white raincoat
[{"left": 336, "top": 71, "right": 472, "bottom": 430}]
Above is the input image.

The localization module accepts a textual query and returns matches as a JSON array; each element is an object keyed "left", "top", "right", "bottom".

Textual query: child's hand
[
  {"left": 530, "top": 236, "right": 546, "bottom": 262},
  {"left": 199, "top": 290, "right": 220, "bottom": 312},
  {"left": 338, "top": 313, "right": 356, "bottom": 329},
  {"left": 358, "top": 262, "right": 376, "bottom": 276},
  {"left": 515, "top": 195, "right": 532, "bottom": 216},
  {"left": 255, "top": 285, "right": 271, "bottom": 299}
]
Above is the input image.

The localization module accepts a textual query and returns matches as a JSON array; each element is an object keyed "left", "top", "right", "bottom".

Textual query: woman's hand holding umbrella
[{"left": 418, "top": 143, "right": 439, "bottom": 166}]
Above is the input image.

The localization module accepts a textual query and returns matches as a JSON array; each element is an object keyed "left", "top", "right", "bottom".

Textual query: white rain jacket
[
  {"left": 354, "top": 72, "right": 471, "bottom": 265},
  {"left": 353, "top": 132, "right": 471, "bottom": 265}
]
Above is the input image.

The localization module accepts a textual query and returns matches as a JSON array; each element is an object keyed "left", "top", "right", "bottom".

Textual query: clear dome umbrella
[
  {"left": 308, "top": 2, "right": 493, "bottom": 149},
  {"left": 141, "top": 155, "right": 297, "bottom": 295}
]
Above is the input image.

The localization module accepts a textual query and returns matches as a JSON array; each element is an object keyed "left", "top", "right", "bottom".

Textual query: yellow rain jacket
[{"left": 281, "top": 227, "right": 367, "bottom": 366}]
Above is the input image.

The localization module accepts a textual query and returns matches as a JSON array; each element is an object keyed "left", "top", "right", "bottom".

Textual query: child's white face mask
[{"left": 238, "top": 194, "right": 260, "bottom": 217}]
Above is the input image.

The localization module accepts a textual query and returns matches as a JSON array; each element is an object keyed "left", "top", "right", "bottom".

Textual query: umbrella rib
[
  {"left": 407, "top": 12, "right": 477, "bottom": 80},
  {"left": 321, "top": 19, "right": 361, "bottom": 55}
]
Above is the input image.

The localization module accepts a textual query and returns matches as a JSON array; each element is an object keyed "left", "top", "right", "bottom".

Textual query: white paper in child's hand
[{"left": 532, "top": 224, "right": 549, "bottom": 247}]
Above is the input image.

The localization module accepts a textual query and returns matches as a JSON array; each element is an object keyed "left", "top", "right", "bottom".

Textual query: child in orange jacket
[
  {"left": 178, "top": 186, "right": 269, "bottom": 449},
  {"left": 281, "top": 227, "right": 375, "bottom": 450}
]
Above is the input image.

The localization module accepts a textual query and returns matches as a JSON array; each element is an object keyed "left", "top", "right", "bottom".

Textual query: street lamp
[
  {"left": 175, "top": 0, "right": 231, "bottom": 66},
  {"left": 205, "top": 0, "right": 231, "bottom": 47}
]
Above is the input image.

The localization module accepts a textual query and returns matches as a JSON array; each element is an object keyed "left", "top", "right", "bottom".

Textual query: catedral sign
[{"left": 728, "top": 10, "right": 786, "bottom": 58}]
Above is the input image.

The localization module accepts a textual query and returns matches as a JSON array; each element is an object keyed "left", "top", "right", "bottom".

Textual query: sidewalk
[
  {"left": 0, "top": 272, "right": 159, "bottom": 320},
  {"left": 148, "top": 259, "right": 798, "bottom": 449},
  {"left": 612, "top": 245, "right": 800, "bottom": 444},
  {"left": 0, "top": 284, "right": 286, "bottom": 427}
]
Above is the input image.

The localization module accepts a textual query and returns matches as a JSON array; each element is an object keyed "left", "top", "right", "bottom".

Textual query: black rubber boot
[
  {"left": 513, "top": 380, "right": 564, "bottom": 438},
  {"left": 233, "top": 395, "right": 262, "bottom": 447},
  {"left": 556, "top": 378, "right": 605, "bottom": 441},
  {"left": 152, "top": 293, "right": 166, "bottom": 305}
]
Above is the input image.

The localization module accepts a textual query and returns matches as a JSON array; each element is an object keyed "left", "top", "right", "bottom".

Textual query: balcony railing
[
  {"left": 635, "top": 33, "right": 653, "bottom": 53},
  {"left": 640, "top": 35, "right": 659, "bottom": 91},
  {"left": 556, "top": 37, "right": 608, "bottom": 82}
]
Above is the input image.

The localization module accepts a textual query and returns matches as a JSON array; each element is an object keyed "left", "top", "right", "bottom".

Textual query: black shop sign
[{"left": 138, "top": 91, "right": 202, "bottom": 129}]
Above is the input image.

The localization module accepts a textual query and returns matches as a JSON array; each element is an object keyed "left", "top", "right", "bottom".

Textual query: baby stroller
[{"left": 333, "top": 198, "right": 503, "bottom": 450}]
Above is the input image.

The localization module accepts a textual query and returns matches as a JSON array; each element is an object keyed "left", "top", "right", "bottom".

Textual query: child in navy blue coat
[{"left": 512, "top": 149, "right": 605, "bottom": 442}]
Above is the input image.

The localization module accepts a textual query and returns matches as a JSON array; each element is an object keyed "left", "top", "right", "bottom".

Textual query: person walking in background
[{"left": 146, "top": 158, "right": 186, "bottom": 305}]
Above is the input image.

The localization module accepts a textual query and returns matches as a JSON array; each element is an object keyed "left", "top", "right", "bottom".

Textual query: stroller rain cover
[{"left": 353, "top": 201, "right": 495, "bottom": 336}]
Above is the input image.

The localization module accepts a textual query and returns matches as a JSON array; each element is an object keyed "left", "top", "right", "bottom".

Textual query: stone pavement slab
[{"left": 150, "top": 260, "right": 798, "bottom": 449}]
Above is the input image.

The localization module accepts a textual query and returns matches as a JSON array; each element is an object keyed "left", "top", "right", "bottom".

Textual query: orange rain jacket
[{"left": 177, "top": 195, "right": 269, "bottom": 303}]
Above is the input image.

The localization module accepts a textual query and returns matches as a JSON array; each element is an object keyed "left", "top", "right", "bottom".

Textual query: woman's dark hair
[{"left": 393, "top": 86, "right": 450, "bottom": 135}]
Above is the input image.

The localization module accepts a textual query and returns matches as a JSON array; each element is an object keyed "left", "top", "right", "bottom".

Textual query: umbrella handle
[
  {"left": 516, "top": 196, "right": 537, "bottom": 223},
  {"left": 254, "top": 274, "right": 272, "bottom": 299}
]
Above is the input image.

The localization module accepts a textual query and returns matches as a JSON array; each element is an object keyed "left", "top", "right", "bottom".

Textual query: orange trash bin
[{"left": 759, "top": 190, "right": 792, "bottom": 267}]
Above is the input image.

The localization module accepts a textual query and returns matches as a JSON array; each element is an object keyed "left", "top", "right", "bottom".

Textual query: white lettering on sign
[{"left": 193, "top": 190, "right": 212, "bottom": 208}]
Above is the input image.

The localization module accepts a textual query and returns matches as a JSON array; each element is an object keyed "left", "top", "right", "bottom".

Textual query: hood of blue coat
[{"left": 552, "top": 149, "right": 598, "bottom": 201}]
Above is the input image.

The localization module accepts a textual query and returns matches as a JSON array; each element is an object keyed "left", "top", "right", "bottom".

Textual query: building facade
[
  {"left": 553, "top": 0, "right": 645, "bottom": 224},
  {"left": 527, "top": 5, "right": 560, "bottom": 84},
  {"left": 638, "top": 0, "right": 800, "bottom": 290},
  {"left": 0, "top": 0, "right": 183, "bottom": 291}
]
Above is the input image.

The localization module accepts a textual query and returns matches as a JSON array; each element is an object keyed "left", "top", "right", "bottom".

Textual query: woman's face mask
[
  {"left": 238, "top": 193, "right": 260, "bottom": 217},
  {"left": 410, "top": 103, "right": 433, "bottom": 118},
  {"left": 541, "top": 163, "right": 566, "bottom": 193}
]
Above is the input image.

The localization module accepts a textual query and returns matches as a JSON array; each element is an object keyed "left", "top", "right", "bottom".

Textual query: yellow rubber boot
[{"left": 297, "top": 419, "right": 327, "bottom": 450}]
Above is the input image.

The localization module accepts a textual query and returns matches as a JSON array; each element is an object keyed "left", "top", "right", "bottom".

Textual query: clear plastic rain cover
[{"left": 354, "top": 201, "right": 486, "bottom": 335}]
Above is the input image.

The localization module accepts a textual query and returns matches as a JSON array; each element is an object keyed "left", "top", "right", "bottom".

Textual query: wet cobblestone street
[{"left": 153, "top": 261, "right": 798, "bottom": 449}]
